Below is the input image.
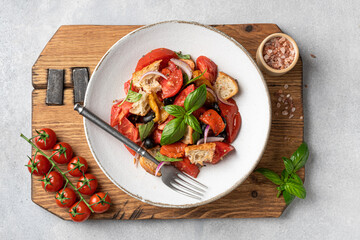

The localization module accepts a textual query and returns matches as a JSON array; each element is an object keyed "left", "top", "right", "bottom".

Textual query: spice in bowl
[
  {"left": 256, "top": 33, "right": 299, "bottom": 76},
  {"left": 263, "top": 37, "right": 295, "bottom": 70}
]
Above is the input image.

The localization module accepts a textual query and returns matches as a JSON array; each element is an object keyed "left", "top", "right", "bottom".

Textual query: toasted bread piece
[
  {"left": 214, "top": 72, "right": 239, "bottom": 100},
  {"left": 185, "top": 143, "right": 216, "bottom": 165},
  {"left": 182, "top": 125, "right": 194, "bottom": 144},
  {"left": 129, "top": 90, "right": 150, "bottom": 116},
  {"left": 132, "top": 60, "right": 162, "bottom": 93},
  {"left": 139, "top": 146, "right": 161, "bottom": 176}
]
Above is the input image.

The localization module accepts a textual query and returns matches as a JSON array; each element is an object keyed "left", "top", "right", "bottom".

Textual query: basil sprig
[
  {"left": 155, "top": 152, "right": 182, "bottom": 162},
  {"left": 256, "top": 142, "right": 309, "bottom": 205},
  {"left": 118, "top": 80, "right": 142, "bottom": 106},
  {"left": 139, "top": 120, "right": 154, "bottom": 141},
  {"left": 185, "top": 69, "right": 206, "bottom": 86},
  {"left": 175, "top": 51, "right": 191, "bottom": 60},
  {"left": 160, "top": 84, "right": 206, "bottom": 145}
]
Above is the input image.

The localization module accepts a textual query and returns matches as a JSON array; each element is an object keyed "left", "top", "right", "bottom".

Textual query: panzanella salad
[{"left": 110, "top": 48, "right": 241, "bottom": 178}]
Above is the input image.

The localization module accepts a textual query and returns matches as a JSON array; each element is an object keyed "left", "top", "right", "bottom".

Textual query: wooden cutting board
[{"left": 31, "top": 24, "right": 304, "bottom": 220}]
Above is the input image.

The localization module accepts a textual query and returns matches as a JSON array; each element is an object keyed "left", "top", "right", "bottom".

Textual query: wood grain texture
[{"left": 31, "top": 24, "right": 304, "bottom": 220}]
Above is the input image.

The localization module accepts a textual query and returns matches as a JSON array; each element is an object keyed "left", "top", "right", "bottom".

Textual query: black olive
[
  {"left": 212, "top": 102, "right": 221, "bottom": 114},
  {"left": 163, "top": 97, "right": 175, "bottom": 105},
  {"left": 143, "top": 137, "right": 155, "bottom": 149},
  {"left": 142, "top": 111, "right": 155, "bottom": 123},
  {"left": 218, "top": 130, "right": 227, "bottom": 139},
  {"left": 127, "top": 114, "right": 140, "bottom": 124}
]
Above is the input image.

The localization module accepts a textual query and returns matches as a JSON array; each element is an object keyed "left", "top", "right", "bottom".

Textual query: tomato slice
[
  {"left": 172, "top": 157, "right": 200, "bottom": 178},
  {"left": 192, "top": 107, "right": 207, "bottom": 119},
  {"left": 219, "top": 98, "right": 241, "bottom": 143},
  {"left": 160, "top": 68, "right": 183, "bottom": 98},
  {"left": 173, "top": 84, "right": 195, "bottom": 107},
  {"left": 117, "top": 117, "right": 139, "bottom": 155},
  {"left": 135, "top": 48, "right": 178, "bottom": 71},
  {"left": 212, "top": 142, "right": 235, "bottom": 164},
  {"left": 196, "top": 56, "right": 218, "bottom": 84},
  {"left": 160, "top": 142, "right": 187, "bottom": 158},
  {"left": 199, "top": 109, "right": 226, "bottom": 136},
  {"left": 152, "top": 129, "right": 163, "bottom": 145},
  {"left": 110, "top": 101, "right": 133, "bottom": 127},
  {"left": 124, "top": 79, "right": 138, "bottom": 94}
]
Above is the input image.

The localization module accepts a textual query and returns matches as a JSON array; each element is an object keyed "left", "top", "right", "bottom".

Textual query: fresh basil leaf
[
  {"left": 139, "top": 121, "right": 154, "bottom": 141},
  {"left": 184, "top": 84, "right": 207, "bottom": 113},
  {"left": 256, "top": 168, "right": 283, "bottom": 185},
  {"left": 284, "top": 182, "right": 306, "bottom": 199},
  {"left": 186, "top": 114, "right": 202, "bottom": 133},
  {"left": 289, "top": 173, "right": 304, "bottom": 186},
  {"left": 283, "top": 157, "right": 294, "bottom": 174},
  {"left": 160, "top": 117, "right": 186, "bottom": 145},
  {"left": 175, "top": 51, "right": 191, "bottom": 60},
  {"left": 164, "top": 105, "right": 186, "bottom": 118},
  {"left": 283, "top": 190, "right": 296, "bottom": 205},
  {"left": 185, "top": 69, "right": 206, "bottom": 85},
  {"left": 291, "top": 142, "right": 309, "bottom": 171},
  {"left": 155, "top": 152, "right": 182, "bottom": 162},
  {"left": 126, "top": 90, "right": 142, "bottom": 103},
  {"left": 192, "top": 131, "right": 200, "bottom": 144},
  {"left": 280, "top": 169, "right": 289, "bottom": 182}
]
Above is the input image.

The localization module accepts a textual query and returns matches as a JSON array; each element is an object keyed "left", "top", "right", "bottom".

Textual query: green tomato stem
[{"left": 20, "top": 133, "right": 94, "bottom": 213}]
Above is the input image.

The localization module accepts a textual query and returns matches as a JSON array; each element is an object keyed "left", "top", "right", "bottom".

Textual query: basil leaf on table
[
  {"left": 283, "top": 157, "right": 294, "bottom": 174},
  {"left": 155, "top": 152, "right": 182, "bottom": 162},
  {"left": 184, "top": 84, "right": 207, "bottom": 113},
  {"left": 255, "top": 168, "right": 283, "bottom": 185},
  {"left": 175, "top": 51, "right": 191, "bottom": 60},
  {"left": 185, "top": 114, "right": 202, "bottom": 134},
  {"left": 139, "top": 121, "right": 154, "bottom": 141},
  {"left": 164, "top": 105, "right": 186, "bottom": 118},
  {"left": 185, "top": 69, "right": 206, "bottom": 85},
  {"left": 160, "top": 117, "right": 186, "bottom": 145},
  {"left": 290, "top": 142, "right": 309, "bottom": 171},
  {"left": 288, "top": 173, "right": 303, "bottom": 186},
  {"left": 283, "top": 190, "right": 296, "bottom": 205},
  {"left": 284, "top": 181, "right": 306, "bottom": 199}
]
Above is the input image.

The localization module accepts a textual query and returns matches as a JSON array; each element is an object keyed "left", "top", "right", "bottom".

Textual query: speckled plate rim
[{"left": 83, "top": 20, "right": 272, "bottom": 208}]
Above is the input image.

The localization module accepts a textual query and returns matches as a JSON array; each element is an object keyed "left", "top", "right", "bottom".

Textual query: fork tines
[{"left": 169, "top": 172, "right": 208, "bottom": 200}]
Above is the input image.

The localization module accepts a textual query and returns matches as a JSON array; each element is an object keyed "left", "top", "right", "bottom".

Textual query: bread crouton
[
  {"left": 132, "top": 60, "right": 162, "bottom": 93},
  {"left": 139, "top": 146, "right": 161, "bottom": 176},
  {"left": 185, "top": 143, "right": 216, "bottom": 165},
  {"left": 129, "top": 90, "right": 150, "bottom": 116},
  {"left": 182, "top": 125, "right": 194, "bottom": 144},
  {"left": 214, "top": 72, "right": 239, "bottom": 100}
]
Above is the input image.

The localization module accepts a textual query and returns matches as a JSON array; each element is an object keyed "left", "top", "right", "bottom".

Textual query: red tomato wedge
[
  {"left": 160, "top": 68, "right": 183, "bottom": 98},
  {"left": 192, "top": 106, "right": 207, "bottom": 119},
  {"left": 212, "top": 142, "right": 235, "bottom": 164},
  {"left": 219, "top": 98, "right": 242, "bottom": 143},
  {"left": 135, "top": 48, "right": 178, "bottom": 71},
  {"left": 110, "top": 101, "right": 133, "bottom": 127},
  {"left": 172, "top": 157, "right": 200, "bottom": 178},
  {"left": 173, "top": 84, "right": 195, "bottom": 107},
  {"left": 117, "top": 117, "right": 139, "bottom": 155},
  {"left": 199, "top": 109, "right": 226, "bottom": 136},
  {"left": 196, "top": 56, "right": 218, "bottom": 83},
  {"left": 152, "top": 129, "right": 163, "bottom": 145},
  {"left": 124, "top": 79, "right": 138, "bottom": 94},
  {"left": 160, "top": 142, "right": 187, "bottom": 158}
]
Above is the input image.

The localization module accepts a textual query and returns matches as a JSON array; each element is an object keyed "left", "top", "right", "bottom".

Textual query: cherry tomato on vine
[
  {"left": 67, "top": 156, "right": 88, "bottom": 177},
  {"left": 34, "top": 128, "right": 57, "bottom": 150},
  {"left": 41, "top": 171, "right": 63, "bottom": 192},
  {"left": 52, "top": 142, "right": 73, "bottom": 164},
  {"left": 69, "top": 201, "right": 91, "bottom": 222},
  {"left": 89, "top": 192, "right": 111, "bottom": 213},
  {"left": 77, "top": 174, "right": 98, "bottom": 195},
  {"left": 26, "top": 154, "right": 51, "bottom": 176},
  {"left": 55, "top": 187, "right": 77, "bottom": 208}
]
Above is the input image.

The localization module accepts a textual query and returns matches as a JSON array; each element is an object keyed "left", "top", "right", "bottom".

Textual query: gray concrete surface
[{"left": 1, "top": 0, "right": 359, "bottom": 239}]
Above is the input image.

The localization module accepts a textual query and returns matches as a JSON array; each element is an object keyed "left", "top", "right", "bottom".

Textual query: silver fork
[{"left": 74, "top": 104, "right": 207, "bottom": 200}]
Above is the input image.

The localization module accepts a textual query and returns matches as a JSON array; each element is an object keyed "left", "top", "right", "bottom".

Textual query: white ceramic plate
[{"left": 84, "top": 21, "right": 271, "bottom": 208}]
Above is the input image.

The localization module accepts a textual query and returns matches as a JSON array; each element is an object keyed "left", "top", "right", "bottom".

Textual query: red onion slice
[
  {"left": 139, "top": 71, "right": 168, "bottom": 82},
  {"left": 197, "top": 137, "right": 225, "bottom": 145},
  {"left": 170, "top": 58, "right": 192, "bottom": 81},
  {"left": 215, "top": 90, "right": 235, "bottom": 106},
  {"left": 204, "top": 125, "right": 210, "bottom": 143},
  {"left": 206, "top": 87, "right": 218, "bottom": 101},
  {"left": 155, "top": 161, "right": 169, "bottom": 176}
]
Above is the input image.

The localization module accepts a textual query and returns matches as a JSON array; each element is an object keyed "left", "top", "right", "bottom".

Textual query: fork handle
[{"left": 74, "top": 104, "right": 159, "bottom": 165}]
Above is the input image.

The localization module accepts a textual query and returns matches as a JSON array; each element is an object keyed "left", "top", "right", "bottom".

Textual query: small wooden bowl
[{"left": 256, "top": 33, "right": 299, "bottom": 76}]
